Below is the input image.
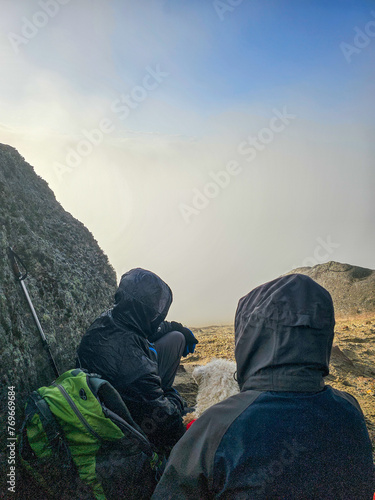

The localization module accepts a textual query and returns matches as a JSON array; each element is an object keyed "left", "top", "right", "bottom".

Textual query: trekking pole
[{"left": 7, "top": 247, "right": 60, "bottom": 378}]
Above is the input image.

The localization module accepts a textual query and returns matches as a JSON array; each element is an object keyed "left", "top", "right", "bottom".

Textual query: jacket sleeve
[
  {"left": 151, "top": 412, "right": 214, "bottom": 499},
  {"left": 152, "top": 391, "right": 262, "bottom": 499},
  {"left": 148, "top": 320, "right": 174, "bottom": 342},
  {"left": 117, "top": 362, "right": 185, "bottom": 449}
]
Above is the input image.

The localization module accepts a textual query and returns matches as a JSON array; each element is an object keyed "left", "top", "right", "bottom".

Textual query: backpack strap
[
  {"left": 86, "top": 375, "right": 107, "bottom": 398},
  {"left": 19, "top": 392, "right": 77, "bottom": 499},
  {"left": 66, "top": 371, "right": 156, "bottom": 460},
  {"left": 26, "top": 391, "right": 61, "bottom": 446},
  {"left": 86, "top": 376, "right": 153, "bottom": 456},
  {"left": 25, "top": 391, "right": 73, "bottom": 466},
  {"left": 71, "top": 369, "right": 108, "bottom": 400}
]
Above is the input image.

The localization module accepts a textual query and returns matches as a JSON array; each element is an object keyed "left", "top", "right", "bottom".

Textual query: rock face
[
  {"left": 285, "top": 261, "right": 375, "bottom": 316},
  {"left": 0, "top": 144, "right": 117, "bottom": 415}
]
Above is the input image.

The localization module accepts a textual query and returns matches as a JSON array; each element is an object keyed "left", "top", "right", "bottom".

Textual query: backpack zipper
[{"left": 54, "top": 383, "right": 102, "bottom": 441}]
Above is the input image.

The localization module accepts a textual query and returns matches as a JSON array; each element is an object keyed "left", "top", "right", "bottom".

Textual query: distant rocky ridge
[
  {"left": 0, "top": 144, "right": 117, "bottom": 409},
  {"left": 285, "top": 261, "right": 375, "bottom": 316}
]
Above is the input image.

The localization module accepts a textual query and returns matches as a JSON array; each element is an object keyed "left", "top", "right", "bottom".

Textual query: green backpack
[{"left": 19, "top": 369, "right": 163, "bottom": 500}]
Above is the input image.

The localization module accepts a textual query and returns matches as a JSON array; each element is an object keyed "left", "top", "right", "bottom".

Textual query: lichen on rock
[{"left": 0, "top": 144, "right": 117, "bottom": 446}]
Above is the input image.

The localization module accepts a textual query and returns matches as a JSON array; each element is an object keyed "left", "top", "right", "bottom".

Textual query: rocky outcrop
[
  {"left": 285, "top": 261, "right": 375, "bottom": 316},
  {"left": 0, "top": 144, "right": 117, "bottom": 412}
]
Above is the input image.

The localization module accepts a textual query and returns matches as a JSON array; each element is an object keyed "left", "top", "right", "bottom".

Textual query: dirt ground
[{"left": 174, "top": 313, "right": 375, "bottom": 458}]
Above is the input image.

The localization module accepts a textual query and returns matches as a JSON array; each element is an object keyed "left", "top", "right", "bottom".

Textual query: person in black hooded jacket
[
  {"left": 76, "top": 268, "right": 198, "bottom": 451},
  {"left": 152, "top": 274, "right": 374, "bottom": 499}
]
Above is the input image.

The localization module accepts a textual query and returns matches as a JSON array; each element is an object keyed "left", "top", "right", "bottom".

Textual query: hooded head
[
  {"left": 235, "top": 274, "right": 335, "bottom": 392},
  {"left": 112, "top": 268, "right": 172, "bottom": 338}
]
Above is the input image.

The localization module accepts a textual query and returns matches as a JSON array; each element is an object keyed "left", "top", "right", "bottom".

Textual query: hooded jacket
[
  {"left": 77, "top": 268, "right": 185, "bottom": 449},
  {"left": 152, "top": 274, "right": 374, "bottom": 499}
]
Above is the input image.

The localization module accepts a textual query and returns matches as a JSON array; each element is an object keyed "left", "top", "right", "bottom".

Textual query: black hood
[
  {"left": 235, "top": 274, "right": 335, "bottom": 392},
  {"left": 112, "top": 268, "right": 173, "bottom": 338}
]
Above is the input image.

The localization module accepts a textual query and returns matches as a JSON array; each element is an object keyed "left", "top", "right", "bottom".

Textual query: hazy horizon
[{"left": 1, "top": 1, "right": 374, "bottom": 325}]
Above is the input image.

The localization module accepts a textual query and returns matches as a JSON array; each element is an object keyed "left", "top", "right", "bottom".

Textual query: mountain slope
[{"left": 285, "top": 261, "right": 375, "bottom": 315}]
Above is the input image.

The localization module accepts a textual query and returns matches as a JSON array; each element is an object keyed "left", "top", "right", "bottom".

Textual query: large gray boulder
[{"left": 0, "top": 143, "right": 117, "bottom": 421}]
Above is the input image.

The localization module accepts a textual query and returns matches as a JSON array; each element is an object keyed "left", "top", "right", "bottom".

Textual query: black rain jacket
[
  {"left": 76, "top": 268, "right": 185, "bottom": 449},
  {"left": 152, "top": 274, "right": 374, "bottom": 499}
]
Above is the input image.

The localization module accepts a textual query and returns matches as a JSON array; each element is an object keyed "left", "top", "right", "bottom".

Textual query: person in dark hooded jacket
[
  {"left": 76, "top": 268, "right": 198, "bottom": 451},
  {"left": 152, "top": 274, "right": 374, "bottom": 499}
]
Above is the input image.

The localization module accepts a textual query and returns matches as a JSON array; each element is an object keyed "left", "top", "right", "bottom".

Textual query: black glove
[
  {"left": 164, "top": 387, "right": 185, "bottom": 413},
  {"left": 170, "top": 322, "right": 198, "bottom": 357}
]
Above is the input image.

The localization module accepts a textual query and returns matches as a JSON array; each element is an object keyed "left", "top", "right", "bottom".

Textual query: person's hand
[
  {"left": 170, "top": 322, "right": 198, "bottom": 357},
  {"left": 164, "top": 387, "right": 185, "bottom": 413},
  {"left": 182, "top": 337, "right": 197, "bottom": 357}
]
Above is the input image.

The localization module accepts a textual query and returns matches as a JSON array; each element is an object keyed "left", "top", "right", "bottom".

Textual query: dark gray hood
[
  {"left": 112, "top": 268, "right": 173, "bottom": 338},
  {"left": 235, "top": 274, "right": 335, "bottom": 392}
]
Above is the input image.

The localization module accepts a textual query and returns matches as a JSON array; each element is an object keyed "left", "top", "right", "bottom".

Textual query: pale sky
[{"left": 1, "top": 0, "right": 374, "bottom": 325}]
